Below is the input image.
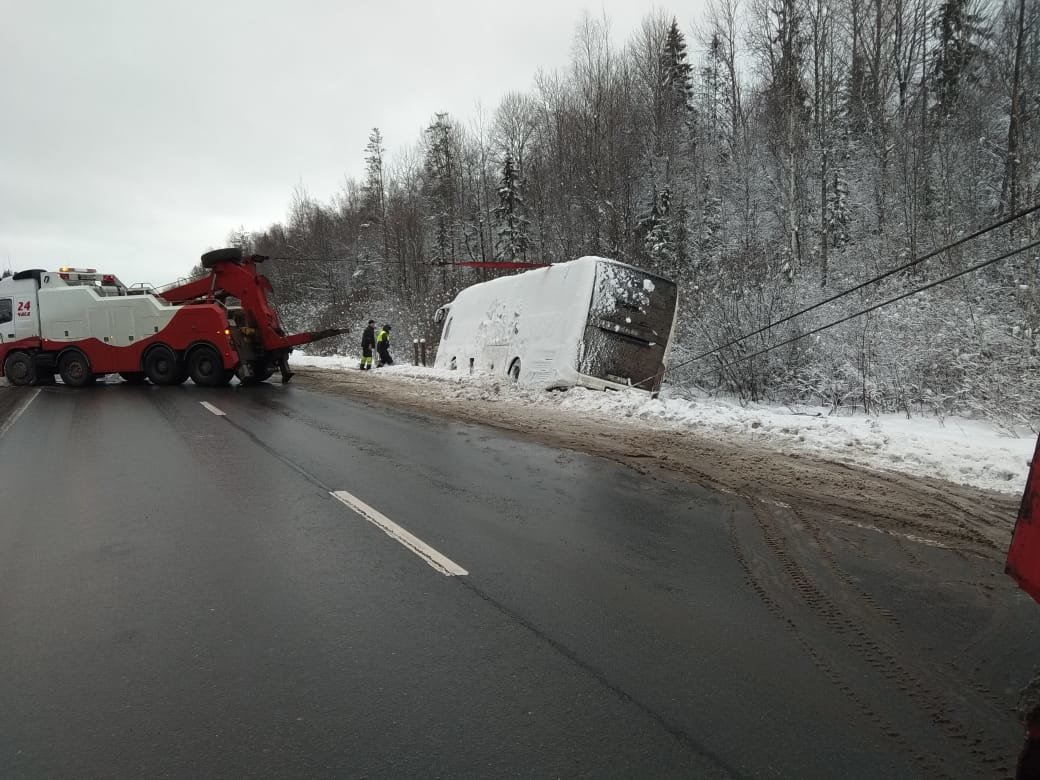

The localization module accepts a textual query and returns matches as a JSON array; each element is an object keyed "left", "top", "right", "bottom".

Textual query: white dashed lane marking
[
  {"left": 0, "top": 388, "right": 41, "bottom": 440},
  {"left": 196, "top": 398, "right": 464, "bottom": 575},
  {"left": 330, "top": 489, "right": 468, "bottom": 577}
]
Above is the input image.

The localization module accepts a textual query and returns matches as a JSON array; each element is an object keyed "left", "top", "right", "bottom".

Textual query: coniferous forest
[{"left": 223, "top": 2, "right": 1040, "bottom": 426}]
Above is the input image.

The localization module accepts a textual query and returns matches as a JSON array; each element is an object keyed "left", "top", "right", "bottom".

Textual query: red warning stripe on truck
[{"left": 1007, "top": 434, "right": 1040, "bottom": 605}]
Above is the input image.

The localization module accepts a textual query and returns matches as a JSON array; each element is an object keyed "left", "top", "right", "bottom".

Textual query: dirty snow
[{"left": 292, "top": 351, "right": 1036, "bottom": 495}]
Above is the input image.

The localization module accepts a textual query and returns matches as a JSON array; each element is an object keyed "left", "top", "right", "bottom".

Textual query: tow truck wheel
[
  {"left": 144, "top": 346, "right": 181, "bottom": 386},
  {"left": 119, "top": 372, "right": 147, "bottom": 384},
  {"left": 4, "top": 352, "right": 35, "bottom": 386},
  {"left": 58, "top": 350, "right": 93, "bottom": 388},
  {"left": 188, "top": 345, "right": 225, "bottom": 387},
  {"left": 200, "top": 247, "right": 243, "bottom": 269},
  {"left": 238, "top": 361, "right": 274, "bottom": 385}
]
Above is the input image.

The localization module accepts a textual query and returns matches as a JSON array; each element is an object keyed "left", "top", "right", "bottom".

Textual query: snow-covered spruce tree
[
  {"left": 758, "top": 0, "right": 810, "bottom": 283},
  {"left": 996, "top": 0, "right": 1038, "bottom": 220},
  {"left": 362, "top": 128, "right": 394, "bottom": 286},
  {"left": 658, "top": 19, "right": 696, "bottom": 280},
  {"left": 637, "top": 185, "right": 685, "bottom": 274},
  {"left": 422, "top": 113, "right": 462, "bottom": 270},
  {"left": 662, "top": 19, "right": 695, "bottom": 144},
  {"left": 930, "top": 0, "right": 987, "bottom": 120},
  {"left": 629, "top": 13, "right": 696, "bottom": 276},
  {"left": 696, "top": 24, "right": 736, "bottom": 257},
  {"left": 493, "top": 153, "right": 529, "bottom": 262}
]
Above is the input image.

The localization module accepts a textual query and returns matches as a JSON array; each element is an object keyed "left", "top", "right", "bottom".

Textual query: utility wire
[
  {"left": 674, "top": 200, "right": 1040, "bottom": 371},
  {"left": 671, "top": 238, "right": 1040, "bottom": 379}
]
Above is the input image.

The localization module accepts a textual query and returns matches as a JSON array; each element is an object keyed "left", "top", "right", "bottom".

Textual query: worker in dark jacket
[
  {"left": 376, "top": 324, "right": 393, "bottom": 367},
  {"left": 360, "top": 320, "right": 376, "bottom": 370}
]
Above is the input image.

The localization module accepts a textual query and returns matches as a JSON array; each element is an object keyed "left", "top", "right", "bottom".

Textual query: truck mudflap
[{"left": 1007, "top": 433, "right": 1040, "bottom": 604}]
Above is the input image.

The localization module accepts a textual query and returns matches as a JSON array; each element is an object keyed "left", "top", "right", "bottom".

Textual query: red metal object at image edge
[{"left": 1007, "top": 433, "right": 1040, "bottom": 605}]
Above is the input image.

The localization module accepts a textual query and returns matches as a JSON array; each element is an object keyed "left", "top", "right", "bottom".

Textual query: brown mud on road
[{"left": 295, "top": 368, "right": 1019, "bottom": 562}]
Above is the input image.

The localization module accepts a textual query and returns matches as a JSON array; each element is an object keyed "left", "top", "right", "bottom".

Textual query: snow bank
[{"left": 291, "top": 351, "right": 1035, "bottom": 495}]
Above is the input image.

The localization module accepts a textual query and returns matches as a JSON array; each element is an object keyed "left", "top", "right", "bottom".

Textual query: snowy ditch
[{"left": 293, "top": 351, "right": 1036, "bottom": 496}]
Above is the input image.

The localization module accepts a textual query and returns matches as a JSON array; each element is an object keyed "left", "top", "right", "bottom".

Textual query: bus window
[{"left": 443, "top": 317, "right": 453, "bottom": 340}]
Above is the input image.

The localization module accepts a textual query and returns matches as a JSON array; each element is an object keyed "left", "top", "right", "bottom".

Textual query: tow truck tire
[
  {"left": 188, "top": 345, "right": 226, "bottom": 387},
  {"left": 201, "top": 247, "right": 243, "bottom": 269},
  {"left": 144, "top": 346, "right": 181, "bottom": 386},
  {"left": 4, "top": 352, "right": 35, "bottom": 386},
  {"left": 243, "top": 362, "right": 275, "bottom": 385},
  {"left": 119, "top": 372, "right": 147, "bottom": 384},
  {"left": 58, "top": 350, "right": 93, "bottom": 388}
]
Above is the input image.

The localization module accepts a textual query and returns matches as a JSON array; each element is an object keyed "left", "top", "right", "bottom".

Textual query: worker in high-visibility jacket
[{"left": 376, "top": 324, "right": 393, "bottom": 367}]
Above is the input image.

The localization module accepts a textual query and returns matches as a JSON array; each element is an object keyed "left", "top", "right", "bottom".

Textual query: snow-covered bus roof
[{"left": 435, "top": 256, "right": 678, "bottom": 393}]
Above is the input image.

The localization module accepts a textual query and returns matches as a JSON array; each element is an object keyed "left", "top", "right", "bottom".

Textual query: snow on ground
[{"left": 293, "top": 351, "right": 1036, "bottom": 495}]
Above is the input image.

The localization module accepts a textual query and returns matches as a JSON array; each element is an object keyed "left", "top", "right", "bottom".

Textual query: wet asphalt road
[{"left": 0, "top": 380, "right": 1036, "bottom": 778}]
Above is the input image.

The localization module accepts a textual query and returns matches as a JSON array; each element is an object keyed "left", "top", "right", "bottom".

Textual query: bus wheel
[
  {"left": 58, "top": 350, "right": 93, "bottom": 388},
  {"left": 449, "top": 356, "right": 457, "bottom": 371},
  {"left": 4, "top": 351, "right": 35, "bottom": 386},
  {"left": 509, "top": 359, "right": 521, "bottom": 383},
  {"left": 144, "top": 346, "right": 181, "bottom": 386},
  {"left": 188, "top": 345, "right": 225, "bottom": 387},
  {"left": 119, "top": 372, "right": 147, "bottom": 384}
]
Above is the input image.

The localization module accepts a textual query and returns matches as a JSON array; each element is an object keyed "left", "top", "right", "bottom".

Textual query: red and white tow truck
[{"left": 0, "top": 247, "right": 342, "bottom": 387}]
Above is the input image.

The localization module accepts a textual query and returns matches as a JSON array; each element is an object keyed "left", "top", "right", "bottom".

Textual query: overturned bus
[{"left": 432, "top": 256, "right": 678, "bottom": 395}]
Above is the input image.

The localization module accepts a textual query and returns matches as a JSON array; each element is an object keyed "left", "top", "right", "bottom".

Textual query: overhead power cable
[
  {"left": 677, "top": 199, "right": 1040, "bottom": 369},
  {"left": 663, "top": 238, "right": 1040, "bottom": 381}
]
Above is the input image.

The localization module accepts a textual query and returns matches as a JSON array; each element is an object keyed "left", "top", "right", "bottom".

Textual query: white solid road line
[
  {"left": 200, "top": 401, "right": 227, "bottom": 416},
  {"left": 330, "top": 490, "right": 469, "bottom": 577},
  {"left": 0, "top": 388, "right": 41, "bottom": 440}
]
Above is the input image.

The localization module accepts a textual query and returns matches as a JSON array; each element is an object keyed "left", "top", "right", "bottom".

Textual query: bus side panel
[{"left": 432, "top": 261, "right": 596, "bottom": 384}]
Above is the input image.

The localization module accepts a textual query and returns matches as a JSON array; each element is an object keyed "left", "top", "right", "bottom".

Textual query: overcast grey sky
[{"left": 1, "top": 0, "right": 681, "bottom": 286}]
